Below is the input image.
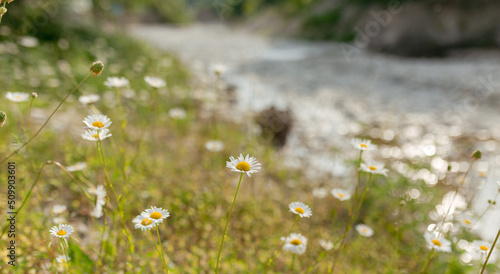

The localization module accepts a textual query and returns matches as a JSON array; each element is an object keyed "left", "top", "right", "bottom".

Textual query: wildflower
[
  {"left": 282, "top": 233, "right": 307, "bottom": 255},
  {"left": 319, "top": 240, "right": 334, "bottom": 251},
  {"left": 360, "top": 161, "right": 388, "bottom": 176},
  {"left": 55, "top": 255, "right": 70, "bottom": 263},
  {"left": 66, "top": 162, "right": 87, "bottom": 172},
  {"left": 144, "top": 76, "right": 166, "bottom": 88},
  {"left": 289, "top": 202, "right": 312, "bottom": 218},
  {"left": 83, "top": 114, "right": 112, "bottom": 130},
  {"left": 104, "top": 76, "right": 129, "bottom": 88},
  {"left": 226, "top": 154, "right": 261, "bottom": 177},
  {"left": 472, "top": 150, "right": 482, "bottom": 160},
  {"left": 52, "top": 205, "right": 67, "bottom": 214},
  {"left": 141, "top": 206, "right": 170, "bottom": 224},
  {"left": 5, "top": 92, "right": 30, "bottom": 103},
  {"left": 168, "top": 108, "right": 186, "bottom": 119},
  {"left": 81, "top": 129, "right": 112, "bottom": 141},
  {"left": 79, "top": 94, "right": 100, "bottom": 105},
  {"left": 472, "top": 240, "right": 491, "bottom": 254},
  {"left": 49, "top": 224, "right": 74, "bottom": 238},
  {"left": 331, "top": 188, "right": 351, "bottom": 201},
  {"left": 351, "top": 138, "right": 377, "bottom": 151},
  {"left": 457, "top": 214, "right": 475, "bottom": 229},
  {"left": 89, "top": 185, "right": 106, "bottom": 218},
  {"left": 133, "top": 215, "right": 156, "bottom": 231},
  {"left": 90, "top": 61, "right": 104, "bottom": 77},
  {"left": 424, "top": 232, "right": 452, "bottom": 252},
  {"left": 312, "top": 187, "right": 328, "bottom": 199},
  {"left": 211, "top": 64, "right": 226, "bottom": 76},
  {"left": 0, "top": 111, "right": 6, "bottom": 127},
  {"left": 355, "top": 224, "right": 374, "bottom": 237},
  {"left": 31, "top": 92, "right": 38, "bottom": 98},
  {"left": 205, "top": 140, "right": 224, "bottom": 152}
]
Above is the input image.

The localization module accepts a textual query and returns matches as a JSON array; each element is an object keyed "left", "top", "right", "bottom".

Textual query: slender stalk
[
  {"left": 215, "top": 173, "right": 244, "bottom": 273},
  {"left": 149, "top": 229, "right": 169, "bottom": 271},
  {"left": 0, "top": 73, "right": 91, "bottom": 165},
  {"left": 474, "top": 191, "right": 499, "bottom": 228},
  {"left": 96, "top": 140, "right": 111, "bottom": 272},
  {"left": 28, "top": 96, "right": 34, "bottom": 137},
  {"left": 480, "top": 226, "right": 500, "bottom": 274},
  {"left": 291, "top": 254, "right": 295, "bottom": 272},
  {"left": 60, "top": 238, "right": 72, "bottom": 274},
  {"left": 156, "top": 225, "right": 170, "bottom": 273},
  {"left": 266, "top": 215, "right": 299, "bottom": 271},
  {"left": 115, "top": 87, "right": 128, "bottom": 181},
  {"left": 351, "top": 150, "right": 364, "bottom": 210},
  {"left": 420, "top": 248, "right": 434, "bottom": 273}
]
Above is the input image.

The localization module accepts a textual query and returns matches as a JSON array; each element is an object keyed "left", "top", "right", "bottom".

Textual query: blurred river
[{"left": 130, "top": 23, "right": 500, "bottom": 241}]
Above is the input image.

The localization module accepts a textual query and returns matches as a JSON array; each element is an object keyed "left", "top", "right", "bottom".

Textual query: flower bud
[
  {"left": 471, "top": 150, "right": 482, "bottom": 160},
  {"left": 0, "top": 111, "right": 6, "bottom": 127},
  {"left": 31, "top": 92, "right": 38, "bottom": 98},
  {"left": 90, "top": 61, "right": 104, "bottom": 77},
  {"left": 0, "top": 7, "right": 7, "bottom": 16}
]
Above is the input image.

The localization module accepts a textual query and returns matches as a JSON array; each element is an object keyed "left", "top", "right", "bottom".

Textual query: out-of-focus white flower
[
  {"left": 53, "top": 217, "right": 66, "bottom": 224},
  {"left": 18, "top": 36, "right": 39, "bottom": 48},
  {"left": 331, "top": 188, "right": 351, "bottom": 201},
  {"left": 205, "top": 140, "right": 224, "bottom": 152},
  {"left": 211, "top": 64, "right": 226, "bottom": 76},
  {"left": 5, "top": 92, "right": 30, "bottom": 103},
  {"left": 144, "top": 76, "right": 166, "bottom": 88},
  {"left": 66, "top": 162, "right": 87, "bottom": 172},
  {"left": 360, "top": 161, "right": 388, "bottom": 176},
  {"left": 351, "top": 138, "right": 377, "bottom": 151},
  {"left": 55, "top": 255, "right": 70, "bottom": 263},
  {"left": 457, "top": 214, "right": 475, "bottom": 229},
  {"left": 52, "top": 204, "right": 67, "bottom": 214},
  {"left": 472, "top": 240, "right": 492, "bottom": 254},
  {"left": 104, "top": 76, "right": 129, "bottom": 88},
  {"left": 319, "top": 240, "right": 334, "bottom": 251},
  {"left": 81, "top": 129, "right": 112, "bottom": 141},
  {"left": 133, "top": 215, "right": 156, "bottom": 231},
  {"left": 168, "top": 108, "right": 186, "bottom": 119},
  {"left": 282, "top": 233, "right": 307, "bottom": 255},
  {"left": 89, "top": 185, "right": 106, "bottom": 218},
  {"left": 355, "top": 224, "right": 374, "bottom": 237},
  {"left": 79, "top": 94, "right": 100, "bottom": 105},
  {"left": 424, "top": 232, "right": 452, "bottom": 252},
  {"left": 312, "top": 188, "right": 328, "bottom": 199}
]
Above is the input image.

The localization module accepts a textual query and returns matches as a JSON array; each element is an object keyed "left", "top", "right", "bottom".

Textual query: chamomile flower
[
  {"left": 145, "top": 76, "right": 166, "bottom": 88},
  {"left": 424, "top": 232, "right": 452, "bottom": 252},
  {"left": 211, "top": 64, "right": 227, "bottom": 76},
  {"left": 226, "top": 154, "right": 261, "bottom": 177},
  {"left": 289, "top": 202, "right": 312, "bottom": 218},
  {"left": 282, "top": 233, "right": 308, "bottom": 255},
  {"left": 66, "top": 162, "right": 87, "bottom": 172},
  {"left": 351, "top": 138, "right": 377, "bottom": 151},
  {"left": 79, "top": 94, "right": 100, "bottom": 105},
  {"left": 319, "top": 240, "right": 334, "bottom": 251},
  {"left": 355, "top": 224, "right": 374, "bottom": 237},
  {"left": 53, "top": 217, "right": 66, "bottom": 224},
  {"left": 104, "top": 76, "right": 129, "bottom": 88},
  {"left": 205, "top": 140, "right": 224, "bottom": 152},
  {"left": 83, "top": 114, "right": 112, "bottom": 130},
  {"left": 472, "top": 240, "right": 492, "bottom": 254},
  {"left": 141, "top": 206, "right": 170, "bottom": 224},
  {"left": 360, "top": 161, "right": 388, "bottom": 176},
  {"left": 5, "top": 92, "right": 30, "bottom": 103},
  {"left": 312, "top": 187, "right": 328, "bottom": 199},
  {"left": 457, "top": 214, "right": 476, "bottom": 229},
  {"left": 49, "top": 224, "right": 74, "bottom": 238},
  {"left": 52, "top": 205, "right": 67, "bottom": 214},
  {"left": 331, "top": 188, "right": 351, "bottom": 201},
  {"left": 133, "top": 215, "right": 156, "bottom": 231},
  {"left": 169, "top": 108, "right": 186, "bottom": 119},
  {"left": 89, "top": 185, "right": 106, "bottom": 218},
  {"left": 55, "top": 255, "right": 70, "bottom": 263},
  {"left": 81, "top": 129, "right": 112, "bottom": 141}
]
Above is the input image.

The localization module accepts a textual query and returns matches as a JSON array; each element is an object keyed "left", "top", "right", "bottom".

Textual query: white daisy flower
[
  {"left": 141, "top": 206, "right": 170, "bottom": 224},
  {"left": 169, "top": 108, "right": 186, "bottom": 119},
  {"left": 104, "top": 76, "right": 129, "bottom": 88},
  {"left": 53, "top": 217, "right": 66, "bottom": 224},
  {"left": 52, "top": 204, "right": 67, "bottom": 214},
  {"left": 205, "top": 140, "right": 224, "bottom": 152},
  {"left": 55, "top": 255, "right": 70, "bottom": 263},
  {"left": 289, "top": 202, "right": 312, "bottom": 218},
  {"left": 89, "top": 185, "right": 106, "bottom": 218},
  {"left": 282, "top": 233, "right": 308, "bottom": 255},
  {"left": 472, "top": 240, "right": 492, "bottom": 254},
  {"left": 49, "top": 224, "right": 74, "bottom": 238},
  {"left": 79, "top": 94, "right": 100, "bottom": 105},
  {"left": 81, "top": 129, "right": 112, "bottom": 142},
  {"left": 18, "top": 36, "right": 39, "bottom": 48},
  {"left": 360, "top": 161, "right": 388, "bottom": 176},
  {"left": 211, "top": 64, "right": 227, "bottom": 76},
  {"left": 331, "top": 188, "right": 351, "bottom": 201},
  {"left": 355, "top": 224, "right": 374, "bottom": 237},
  {"left": 226, "top": 154, "right": 261, "bottom": 177},
  {"left": 351, "top": 138, "right": 377, "bottom": 151},
  {"left": 424, "top": 232, "right": 452, "bottom": 252},
  {"left": 144, "top": 76, "right": 166, "bottom": 88},
  {"left": 5, "top": 92, "right": 30, "bottom": 103},
  {"left": 312, "top": 187, "right": 328, "bottom": 199},
  {"left": 457, "top": 214, "right": 475, "bottom": 229},
  {"left": 319, "top": 240, "right": 334, "bottom": 251},
  {"left": 133, "top": 215, "right": 156, "bottom": 231},
  {"left": 66, "top": 162, "right": 87, "bottom": 172},
  {"left": 83, "top": 114, "right": 112, "bottom": 130}
]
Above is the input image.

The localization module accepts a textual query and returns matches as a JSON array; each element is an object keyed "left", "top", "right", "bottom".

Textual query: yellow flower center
[
  {"left": 236, "top": 161, "right": 250, "bottom": 172},
  {"left": 362, "top": 228, "right": 367, "bottom": 233},
  {"left": 92, "top": 121, "right": 104, "bottom": 128},
  {"left": 290, "top": 239, "right": 302, "bottom": 245},
  {"left": 57, "top": 230, "right": 66, "bottom": 236},
  {"left": 464, "top": 219, "right": 471, "bottom": 225},
  {"left": 360, "top": 144, "right": 367, "bottom": 148},
  {"left": 150, "top": 212, "right": 162, "bottom": 219},
  {"left": 337, "top": 193, "right": 344, "bottom": 198},
  {"left": 431, "top": 239, "right": 442, "bottom": 247},
  {"left": 480, "top": 245, "right": 488, "bottom": 251},
  {"left": 369, "top": 166, "right": 377, "bottom": 170},
  {"left": 295, "top": 207, "right": 304, "bottom": 214},
  {"left": 15, "top": 96, "right": 22, "bottom": 100},
  {"left": 141, "top": 218, "right": 152, "bottom": 226},
  {"left": 93, "top": 134, "right": 99, "bottom": 138},
  {"left": 61, "top": 258, "right": 66, "bottom": 262}
]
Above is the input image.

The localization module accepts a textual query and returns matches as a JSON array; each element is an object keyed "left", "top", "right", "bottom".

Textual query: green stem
[
  {"left": 156, "top": 225, "right": 170, "bottom": 273},
  {"left": 0, "top": 73, "right": 91, "bottom": 165},
  {"left": 291, "top": 254, "right": 295, "bottom": 272},
  {"left": 480, "top": 226, "right": 500, "bottom": 274},
  {"left": 60, "top": 238, "right": 72, "bottom": 274},
  {"left": 266, "top": 215, "right": 299, "bottom": 271},
  {"left": 215, "top": 173, "right": 244, "bottom": 273},
  {"left": 420, "top": 248, "right": 434, "bottom": 273}
]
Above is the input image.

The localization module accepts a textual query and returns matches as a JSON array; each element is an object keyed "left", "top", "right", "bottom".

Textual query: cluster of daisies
[
  {"left": 49, "top": 223, "right": 74, "bottom": 263},
  {"left": 81, "top": 114, "right": 112, "bottom": 142},
  {"left": 133, "top": 206, "right": 170, "bottom": 231},
  {"left": 283, "top": 202, "right": 312, "bottom": 255}
]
